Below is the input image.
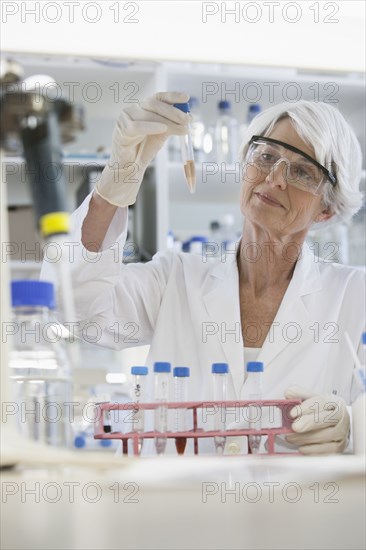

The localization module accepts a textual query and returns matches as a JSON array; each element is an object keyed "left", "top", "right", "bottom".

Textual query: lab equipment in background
[
  {"left": 219, "top": 213, "right": 239, "bottom": 253},
  {"left": 173, "top": 366, "right": 190, "bottom": 455},
  {"left": 131, "top": 366, "right": 148, "bottom": 454},
  {"left": 173, "top": 102, "right": 196, "bottom": 193},
  {"left": 154, "top": 362, "right": 171, "bottom": 455},
  {"left": 74, "top": 424, "right": 114, "bottom": 451},
  {"left": 9, "top": 280, "right": 72, "bottom": 448},
  {"left": 344, "top": 331, "right": 365, "bottom": 455},
  {"left": 212, "top": 363, "right": 229, "bottom": 455},
  {"left": 239, "top": 103, "right": 262, "bottom": 143},
  {"left": 188, "top": 96, "right": 205, "bottom": 162},
  {"left": 188, "top": 235, "right": 209, "bottom": 256},
  {"left": 215, "top": 100, "right": 239, "bottom": 165},
  {"left": 241, "top": 361, "right": 264, "bottom": 454}
]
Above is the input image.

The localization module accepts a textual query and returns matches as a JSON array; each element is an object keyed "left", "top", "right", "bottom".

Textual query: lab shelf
[{"left": 94, "top": 399, "right": 302, "bottom": 456}]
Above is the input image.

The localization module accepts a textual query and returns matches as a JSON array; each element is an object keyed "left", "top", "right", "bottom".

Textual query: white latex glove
[
  {"left": 285, "top": 386, "right": 350, "bottom": 455},
  {"left": 96, "top": 91, "right": 190, "bottom": 206}
]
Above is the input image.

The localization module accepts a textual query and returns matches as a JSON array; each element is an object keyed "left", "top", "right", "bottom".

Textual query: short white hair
[{"left": 239, "top": 100, "right": 364, "bottom": 227}]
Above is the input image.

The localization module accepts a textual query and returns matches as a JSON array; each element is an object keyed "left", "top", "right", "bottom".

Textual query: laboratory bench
[{"left": 1, "top": 454, "right": 365, "bottom": 550}]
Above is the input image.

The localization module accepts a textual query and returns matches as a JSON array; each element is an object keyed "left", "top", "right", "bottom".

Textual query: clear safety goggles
[{"left": 244, "top": 135, "right": 337, "bottom": 195}]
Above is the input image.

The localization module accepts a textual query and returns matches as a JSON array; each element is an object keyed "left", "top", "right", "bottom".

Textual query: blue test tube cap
[
  {"left": 246, "top": 361, "right": 264, "bottom": 373},
  {"left": 131, "top": 366, "right": 148, "bottom": 376},
  {"left": 173, "top": 367, "right": 190, "bottom": 377},
  {"left": 153, "top": 362, "right": 171, "bottom": 373},
  {"left": 212, "top": 363, "right": 229, "bottom": 374},
  {"left": 362, "top": 332, "right": 366, "bottom": 345},
  {"left": 173, "top": 102, "right": 190, "bottom": 113}
]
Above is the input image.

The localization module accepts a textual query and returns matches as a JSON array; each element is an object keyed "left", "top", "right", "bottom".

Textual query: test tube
[
  {"left": 154, "top": 362, "right": 171, "bottom": 455},
  {"left": 131, "top": 366, "right": 148, "bottom": 454},
  {"left": 173, "top": 102, "right": 196, "bottom": 193},
  {"left": 246, "top": 361, "right": 264, "bottom": 454},
  {"left": 212, "top": 363, "right": 229, "bottom": 455},
  {"left": 173, "top": 367, "right": 190, "bottom": 455}
]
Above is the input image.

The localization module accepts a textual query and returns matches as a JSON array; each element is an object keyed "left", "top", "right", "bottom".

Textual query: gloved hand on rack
[
  {"left": 285, "top": 386, "right": 350, "bottom": 455},
  {"left": 95, "top": 91, "right": 190, "bottom": 207}
]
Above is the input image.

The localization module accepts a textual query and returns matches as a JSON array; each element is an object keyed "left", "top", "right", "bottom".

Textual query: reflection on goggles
[{"left": 244, "top": 137, "right": 335, "bottom": 195}]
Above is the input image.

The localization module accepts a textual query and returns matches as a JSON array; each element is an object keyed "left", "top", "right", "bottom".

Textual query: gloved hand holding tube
[
  {"left": 95, "top": 91, "right": 190, "bottom": 207},
  {"left": 285, "top": 386, "right": 350, "bottom": 454}
]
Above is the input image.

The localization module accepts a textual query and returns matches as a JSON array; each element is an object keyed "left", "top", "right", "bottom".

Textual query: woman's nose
[{"left": 265, "top": 159, "right": 288, "bottom": 190}]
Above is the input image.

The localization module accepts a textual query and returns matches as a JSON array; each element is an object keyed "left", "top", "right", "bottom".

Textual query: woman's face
[{"left": 240, "top": 118, "right": 332, "bottom": 239}]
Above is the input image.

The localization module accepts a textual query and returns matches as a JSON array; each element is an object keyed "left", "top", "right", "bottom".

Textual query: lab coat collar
[{"left": 202, "top": 242, "right": 322, "bottom": 395}]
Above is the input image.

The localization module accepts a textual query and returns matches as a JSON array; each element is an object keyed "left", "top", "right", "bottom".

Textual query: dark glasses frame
[{"left": 248, "top": 135, "right": 337, "bottom": 187}]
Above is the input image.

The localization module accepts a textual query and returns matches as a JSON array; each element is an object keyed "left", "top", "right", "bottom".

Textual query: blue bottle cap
[
  {"left": 74, "top": 435, "right": 86, "bottom": 448},
  {"left": 100, "top": 439, "right": 112, "bottom": 447},
  {"left": 11, "top": 280, "right": 55, "bottom": 309},
  {"left": 153, "top": 362, "right": 171, "bottom": 373},
  {"left": 173, "top": 367, "right": 190, "bottom": 377},
  {"left": 190, "top": 235, "right": 209, "bottom": 242},
  {"left": 212, "top": 363, "right": 229, "bottom": 374},
  {"left": 131, "top": 366, "right": 148, "bottom": 376},
  {"left": 249, "top": 104, "right": 261, "bottom": 113},
  {"left": 173, "top": 102, "right": 190, "bottom": 113},
  {"left": 246, "top": 361, "right": 264, "bottom": 373},
  {"left": 362, "top": 332, "right": 366, "bottom": 345},
  {"left": 218, "top": 100, "right": 231, "bottom": 110}
]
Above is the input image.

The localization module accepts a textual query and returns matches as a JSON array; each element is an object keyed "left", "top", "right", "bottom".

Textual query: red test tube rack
[{"left": 93, "top": 399, "right": 302, "bottom": 456}]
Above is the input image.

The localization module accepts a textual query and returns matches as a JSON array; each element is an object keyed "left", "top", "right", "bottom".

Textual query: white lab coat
[{"left": 41, "top": 193, "right": 365, "bottom": 453}]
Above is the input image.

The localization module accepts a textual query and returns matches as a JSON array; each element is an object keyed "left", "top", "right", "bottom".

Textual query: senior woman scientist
[{"left": 43, "top": 92, "right": 365, "bottom": 455}]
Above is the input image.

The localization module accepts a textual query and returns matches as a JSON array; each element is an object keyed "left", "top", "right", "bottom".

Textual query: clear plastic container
[
  {"left": 188, "top": 96, "right": 205, "bottom": 162},
  {"left": 9, "top": 280, "right": 72, "bottom": 448},
  {"left": 240, "top": 361, "right": 264, "bottom": 454},
  {"left": 212, "top": 362, "right": 229, "bottom": 455},
  {"left": 173, "top": 366, "right": 190, "bottom": 455},
  {"left": 131, "top": 365, "right": 148, "bottom": 454},
  {"left": 154, "top": 361, "right": 171, "bottom": 455}
]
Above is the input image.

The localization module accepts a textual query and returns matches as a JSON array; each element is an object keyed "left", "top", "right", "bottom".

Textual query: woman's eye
[
  {"left": 294, "top": 165, "right": 313, "bottom": 180},
  {"left": 259, "top": 152, "right": 275, "bottom": 163}
]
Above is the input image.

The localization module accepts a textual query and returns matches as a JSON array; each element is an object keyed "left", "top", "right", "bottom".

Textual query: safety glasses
[{"left": 245, "top": 135, "right": 337, "bottom": 195}]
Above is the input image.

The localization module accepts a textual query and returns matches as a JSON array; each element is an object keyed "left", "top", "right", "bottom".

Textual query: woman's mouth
[{"left": 254, "top": 192, "right": 284, "bottom": 208}]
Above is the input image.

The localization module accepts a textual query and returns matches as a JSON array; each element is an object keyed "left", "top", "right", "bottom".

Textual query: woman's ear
[{"left": 314, "top": 206, "right": 334, "bottom": 224}]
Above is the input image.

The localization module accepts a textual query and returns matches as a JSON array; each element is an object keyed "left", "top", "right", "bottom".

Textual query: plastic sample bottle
[
  {"left": 131, "top": 366, "right": 148, "bottom": 454},
  {"left": 173, "top": 366, "right": 190, "bottom": 455},
  {"left": 212, "top": 363, "right": 229, "bottom": 455},
  {"left": 241, "top": 361, "right": 264, "bottom": 454},
  {"left": 9, "top": 280, "right": 72, "bottom": 448},
  {"left": 154, "top": 361, "right": 171, "bottom": 455},
  {"left": 215, "top": 100, "right": 239, "bottom": 165}
]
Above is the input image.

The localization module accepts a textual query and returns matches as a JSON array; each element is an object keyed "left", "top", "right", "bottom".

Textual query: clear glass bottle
[
  {"left": 240, "top": 361, "right": 264, "bottom": 454},
  {"left": 212, "top": 362, "right": 229, "bottom": 455},
  {"left": 173, "top": 366, "right": 190, "bottom": 455},
  {"left": 154, "top": 361, "right": 171, "bottom": 455},
  {"left": 9, "top": 280, "right": 72, "bottom": 448},
  {"left": 215, "top": 100, "right": 239, "bottom": 165}
]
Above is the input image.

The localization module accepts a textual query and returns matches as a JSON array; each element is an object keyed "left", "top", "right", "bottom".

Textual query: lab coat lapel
[
  {"left": 258, "top": 242, "right": 322, "bottom": 369},
  {"left": 202, "top": 255, "right": 244, "bottom": 395}
]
